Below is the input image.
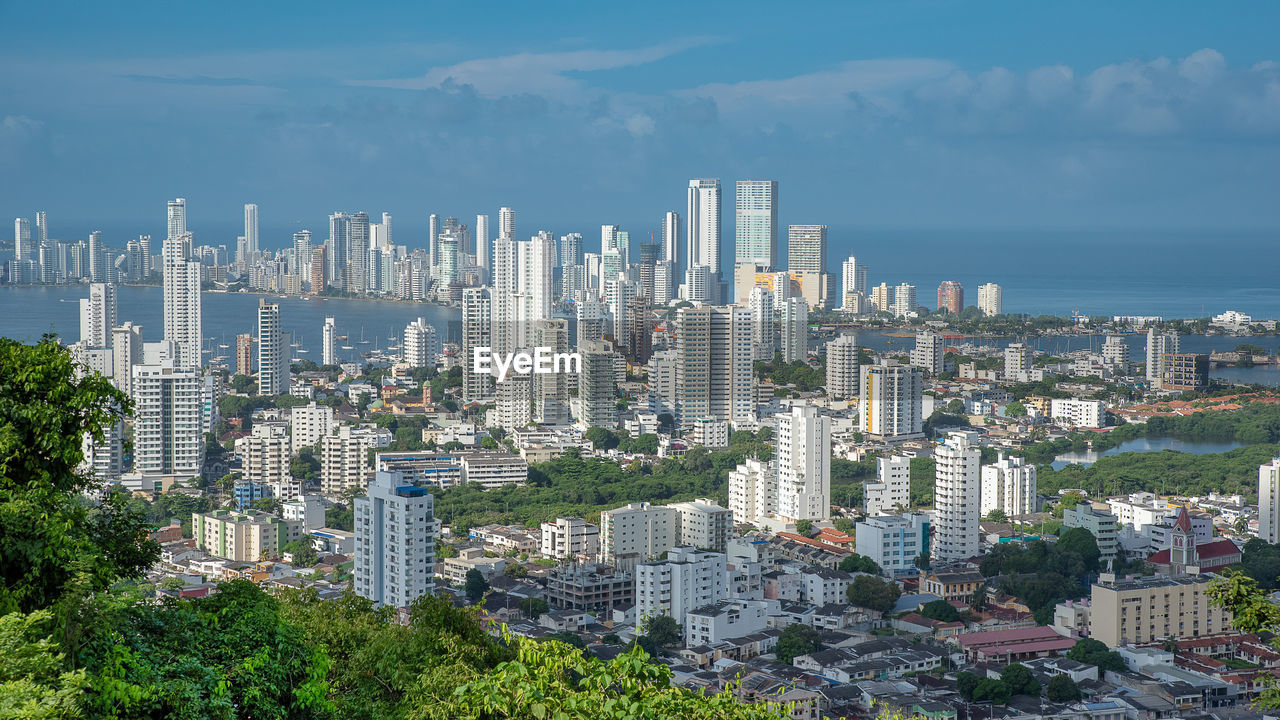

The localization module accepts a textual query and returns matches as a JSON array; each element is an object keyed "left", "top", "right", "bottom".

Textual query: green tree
[
  {"left": 1046, "top": 674, "right": 1082, "bottom": 702},
  {"left": 1005, "top": 401, "right": 1027, "bottom": 417},
  {"left": 920, "top": 599, "right": 960, "bottom": 622},
  {"left": 1057, "top": 527, "right": 1102, "bottom": 573},
  {"left": 774, "top": 624, "right": 823, "bottom": 664},
  {"left": 504, "top": 562, "right": 529, "bottom": 579},
  {"left": 0, "top": 609, "right": 88, "bottom": 718},
  {"left": 465, "top": 569, "right": 490, "bottom": 602},
  {"left": 0, "top": 336, "right": 159, "bottom": 615},
  {"left": 1066, "top": 637, "right": 1127, "bottom": 672},
  {"left": 794, "top": 519, "right": 814, "bottom": 537},
  {"left": 957, "top": 671, "right": 980, "bottom": 700},
  {"left": 230, "top": 373, "right": 257, "bottom": 394},
  {"left": 1000, "top": 663, "right": 1040, "bottom": 696},
  {"left": 846, "top": 575, "right": 901, "bottom": 613},
  {"left": 519, "top": 597, "right": 550, "bottom": 620},
  {"left": 946, "top": 399, "right": 966, "bottom": 414},
  {"left": 972, "top": 678, "right": 1011, "bottom": 704},
  {"left": 838, "top": 554, "right": 883, "bottom": 575},
  {"left": 984, "top": 508, "right": 1008, "bottom": 523},
  {"left": 644, "top": 614, "right": 682, "bottom": 647},
  {"left": 284, "top": 540, "right": 320, "bottom": 567}
]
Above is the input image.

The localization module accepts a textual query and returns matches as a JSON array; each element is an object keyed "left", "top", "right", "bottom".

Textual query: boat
[
  {"left": 297, "top": 349, "right": 310, "bottom": 353},
  {"left": 341, "top": 345, "right": 354, "bottom": 351}
]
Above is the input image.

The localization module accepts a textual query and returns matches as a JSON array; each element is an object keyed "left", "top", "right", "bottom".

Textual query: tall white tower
[
  {"left": 980, "top": 454, "right": 1038, "bottom": 518},
  {"left": 322, "top": 317, "right": 337, "bottom": 366},
  {"left": 13, "top": 217, "right": 31, "bottom": 260},
  {"left": 167, "top": 198, "right": 186, "bottom": 240},
  {"left": 735, "top": 180, "right": 778, "bottom": 269},
  {"left": 1261, "top": 457, "right": 1280, "bottom": 544},
  {"left": 499, "top": 206, "right": 515, "bottom": 239},
  {"left": 686, "top": 179, "right": 721, "bottom": 276},
  {"left": 244, "top": 203, "right": 259, "bottom": 257},
  {"left": 475, "top": 214, "right": 490, "bottom": 271},
  {"left": 841, "top": 256, "right": 868, "bottom": 310},
  {"left": 162, "top": 234, "right": 202, "bottom": 368},
  {"left": 934, "top": 431, "right": 982, "bottom": 563},
  {"left": 776, "top": 406, "right": 831, "bottom": 523},
  {"left": 257, "top": 299, "right": 288, "bottom": 396},
  {"left": 661, "top": 211, "right": 681, "bottom": 268},
  {"left": 354, "top": 471, "right": 438, "bottom": 609},
  {"left": 79, "top": 283, "right": 117, "bottom": 348}
]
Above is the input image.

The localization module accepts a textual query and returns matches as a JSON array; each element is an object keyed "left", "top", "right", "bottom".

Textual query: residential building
[
  {"left": 780, "top": 296, "right": 808, "bottom": 362},
  {"left": 840, "top": 255, "right": 868, "bottom": 311},
  {"left": 728, "top": 459, "right": 775, "bottom": 526},
  {"left": 933, "top": 431, "right": 981, "bottom": 563},
  {"left": 1260, "top": 457, "right": 1280, "bottom": 544},
  {"left": 234, "top": 423, "right": 291, "bottom": 491},
  {"left": 290, "top": 402, "right": 334, "bottom": 452},
  {"left": 860, "top": 361, "right": 924, "bottom": 441},
  {"left": 402, "top": 317, "right": 438, "bottom": 368},
  {"left": 322, "top": 317, "right": 337, "bottom": 366},
  {"left": 1090, "top": 574, "right": 1231, "bottom": 647},
  {"left": 673, "top": 305, "right": 752, "bottom": 427},
  {"left": 1102, "top": 336, "right": 1130, "bottom": 371},
  {"left": 921, "top": 568, "right": 985, "bottom": 603},
  {"left": 1050, "top": 398, "right": 1105, "bottom": 429},
  {"left": 79, "top": 282, "right": 116, "bottom": 348},
  {"left": 799, "top": 567, "right": 853, "bottom": 605},
  {"left": 977, "top": 283, "right": 1002, "bottom": 316},
  {"left": 980, "top": 454, "right": 1037, "bottom": 517},
  {"left": 689, "top": 416, "right": 729, "bottom": 448},
  {"left": 856, "top": 513, "right": 930, "bottom": 576},
  {"left": 775, "top": 406, "right": 831, "bottom": 523},
  {"left": 321, "top": 424, "right": 392, "bottom": 496},
  {"left": 1004, "top": 343, "right": 1033, "bottom": 379},
  {"left": 354, "top": 471, "right": 438, "bottom": 609},
  {"left": 891, "top": 283, "right": 916, "bottom": 318},
  {"left": 257, "top": 299, "right": 289, "bottom": 396},
  {"left": 545, "top": 564, "right": 633, "bottom": 611},
  {"left": 748, "top": 286, "right": 775, "bottom": 361},
  {"left": 687, "top": 178, "right": 722, "bottom": 284},
  {"left": 599, "top": 502, "right": 676, "bottom": 570},
  {"left": 937, "top": 281, "right": 963, "bottom": 314},
  {"left": 1161, "top": 353, "right": 1209, "bottom": 391},
  {"left": 1146, "top": 330, "right": 1180, "bottom": 388},
  {"left": 909, "top": 331, "right": 944, "bottom": 375},
  {"left": 685, "top": 599, "right": 773, "bottom": 645},
  {"left": 825, "top": 334, "right": 859, "bottom": 400},
  {"left": 865, "top": 456, "right": 910, "bottom": 516},
  {"left": 540, "top": 517, "right": 600, "bottom": 560},
  {"left": 162, "top": 233, "right": 202, "bottom": 368},
  {"left": 191, "top": 509, "right": 301, "bottom": 562},
  {"left": 1063, "top": 504, "right": 1120, "bottom": 567},
  {"left": 668, "top": 499, "right": 733, "bottom": 553},
  {"left": 787, "top": 224, "right": 828, "bottom": 309},
  {"left": 578, "top": 339, "right": 618, "bottom": 429},
  {"left": 735, "top": 180, "right": 778, "bottom": 271},
  {"left": 635, "top": 547, "right": 727, "bottom": 629},
  {"left": 131, "top": 359, "right": 204, "bottom": 478},
  {"left": 461, "top": 287, "right": 493, "bottom": 402}
]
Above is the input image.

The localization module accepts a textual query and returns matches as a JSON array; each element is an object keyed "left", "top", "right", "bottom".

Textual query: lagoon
[{"left": 1050, "top": 436, "right": 1247, "bottom": 470}]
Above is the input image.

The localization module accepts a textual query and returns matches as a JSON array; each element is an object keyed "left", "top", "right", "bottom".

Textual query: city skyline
[{"left": 2, "top": 3, "right": 1280, "bottom": 233}]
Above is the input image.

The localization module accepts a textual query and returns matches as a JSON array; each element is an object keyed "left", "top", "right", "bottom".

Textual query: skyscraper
[
  {"left": 977, "top": 283, "right": 1002, "bottom": 316},
  {"left": 13, "top": 217, "right": 31, "bottom": 260},
  {"left": 578, "top": 340, "right": 618, "bottom": 429},
  {"left": 515, "top": 232, "right": 554, "bottom": 347},
  {"left": 132, "top": 358, "right": 204, "bottom": 477},
  {"left": 559, "top": 233, "right": 583, "bottom": 268},
  {"left": 909, "top": 331, "right": 944, "bottom": 374},
  {"left": 937, "top": 281, "right": 964, "bottom": 314},
  {"left": 787, "top": 225, "right": 828, "bottom": 309},
  {"left": 1146, "top": 329, "right": 1180, "bottom": 388},
  {"left": 841, "top": 256, "right": 868, "bottom": 311},
  {"left": 825, "top": 334, "right": 859, "bottom": 400},
  {"left": 674, "top": 305, "right": 753, "bottom": 427},
  {"left": 34, "top": 211, "right": 48, "bottom": 245},
  {"left": 776, "top": 406, "right": 831, "bottom": 523},
  {"left": 402, "top": 318, "right": 438, "bottom": 368},
  {"left": 79, "top": 282, "right": 116, "bottom": 348},
  {"left": 686, "top": 179, "right": 721, "bottom": 276},
  {"left": 735, "top": 180, "right": 778, "bottom": 269},
  {"left": 166, "top": 199, "right": 186, "bottom": 240},
  {"left": 491, "top": 234, "right": 517, "bottom": 355},
  {"left": 934, "top": 431, "right": 981, "bottom": 563},
  {"left": 499, "top": 206, "right": 515, "bottom": 239},
  {"left": 244, "top": 203, "right": 259, "bottom": 257},
  {"left": 860, "top": 361, "right": 924, "bottom": 440},
  {"left": 292, "top": 231, "right": 312, "bottom": 276},
  {"left": 475, "top": 214, "right": 490, "bottom": 271},
  {"left": 780, "top": 296, "right": 808, "bottom": 363},
  {"left": 162, "top": 234, "right": 202, "bottom": 368},
  {"left": 661, "top": 211, "right": 681, "bottom": 268},
  {"left": 257, "top": 299, "right": 288, "bottom": 396},
  {"left": 354, "top": 471, "right": 438, "bottom": 609},
  {"left": 1260, "top": 457, "right": 1280, "bottom": 544},
  {"left": 461, "top": 287, "right": 493, "bottom": 402},
  {"left": 310, "top": 246, "right": 326, "bottom": 295},
  {"left": 235, "top": 333, "right": 253, "bottom": 377},
  {"left": 86, "top": 230, "right": 105, "bottom": 282},
  {"left": 328, "top": 212, "right": 350, "bottom": 286},
  {"left": 892, "top": 283, "right": 917, "bottom": 319},
  {"left": 428, "top": 213, "right": 439, "bottom": 269},
  {"left": 322, "top": 317, "right": 337, "bottom": 366}
]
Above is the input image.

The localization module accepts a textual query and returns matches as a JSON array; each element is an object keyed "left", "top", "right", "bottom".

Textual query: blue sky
[{"left": 3, "top": 1, "right": 1279, "bottom": 247}]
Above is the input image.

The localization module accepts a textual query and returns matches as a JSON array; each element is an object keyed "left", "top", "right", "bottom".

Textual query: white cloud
[{"left": 679, "top": 58, "right": 956, "bottom": 111}]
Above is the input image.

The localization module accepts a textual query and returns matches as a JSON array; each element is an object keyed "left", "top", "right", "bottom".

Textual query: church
[{"left": 1147, "top": 506, "right": 1241, "bottom": 575}]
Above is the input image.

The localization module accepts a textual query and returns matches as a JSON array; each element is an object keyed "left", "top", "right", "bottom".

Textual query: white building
[
  {"left": 635, "top": 547, "right": 727, "bottom": 629},
  {"left": 748, "top": 287, "right": 776, "bottom": 361},
  {"left": 1102, "top": 336, "right": 1130, "bottom": 372},
  {"left": 162, "top": 234, "right": 202, "bottom": 368},
  {"left": 977, "top": 283, "right": 1002, "bottom": 317},
  {"left": 735, "top": 180, "right": 778, "bottom": 270},
  {"left": 685, "top": 599, "right": 773, "bottom": 645},
  {"left": 402, "top": 317, "right": 438, "bottom": 369},
  {"left": 1004, "top": 343, "right": 1033, "bottom": 379},
  {"left": 856, "top": 513, "right": 930, "bottom": 576},
  {"left": 980, "top": 454, "right": 1038, "bottom": 517},
  {"left": 674, "top": 304, "right": 753, "bottom": 428},
  {"left": 321, "top": 424, "right": 392, "bottom": 497},
  {"left": 687, "top": 178, "right": 722, "bottom": 277},
  {"left": 841, "top": 256, "right": 868, "bottom": 311},
  {"left": 775, "top": 406, "right": 831, "bottom": 523},
  {"left": 780, "top": 296, "right": 808, "bottom": 362},
  {"left": 132, "top": 359, "right": 204, "bottom": 478},
  {"left": 668, "top": 499, "right": 733, "bottom": 553},
  {"left": 257, "top": 299, "right": 289, "bottom": 396},
  {"left": 79, "top": 282, "right": 117, "bottom": 348},
  {"left": 799, "top": 567, "right": 854, "bottom": 605},
  {"left": 825, "top": 334, "right": 859, "bottom": 400},
  {"left": 578, "top": 339, "right": 618, "bottom": 430},
  {"left": 910, "top": 331, "right": 944, "bottom": 374},
  {"left": 1050, "top": 398, "right": 1106, "bottom": 429},
  {"left": 599, "top": 502, "right": 676, "bottom": 569},
  {"left": 860, "top": 361, "right": 924, "bottom": 441},
  {"left": 322, "top": 317, "right": 337, "bottom": 366},
  {"left": 235, "top": 423, "right": 292, "bottom": 491},
  {"left": 933, "top": 431, "right": 981, "bottom": 563},
  {"left": 290, "top": 401, "right": 334, "bottom": 452},
  {"left": 1146, "top": 329, "right": 1180, "bottom": 388},
  {"left": 891, "top": 283, "right": 916, "bottom": 318},
  {"left": 866, "top": 456, "right": 910, "bottom": 516},
  {"left": 728, "top": 459, "right": 776, "bottom": 526},
  {"left": 540, "top": 517, "right": 600, "bottom": 560},
  {"left": 354, "top": 472, "right": 438, "bottom": 609},
  {"left": 689, "top": 416, "right": 729, "bottom": 448},
  {"left": 1260, "top": 458, "right": 1280, "bottom": 544}
]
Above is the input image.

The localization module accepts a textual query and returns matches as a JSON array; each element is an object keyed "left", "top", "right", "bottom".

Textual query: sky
[{"left": 3, "top": 1, "right": 1280, "bottom": 249}]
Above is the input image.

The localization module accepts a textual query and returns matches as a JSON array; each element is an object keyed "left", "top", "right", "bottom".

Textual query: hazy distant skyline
[{"left": 3, "top": 1, "right": 1280, "bottom": 234}]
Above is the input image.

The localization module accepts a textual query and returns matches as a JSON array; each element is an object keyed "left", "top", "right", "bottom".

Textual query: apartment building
[{"left": 1090, "top": 574, "right": 1231, "bottom": 647}]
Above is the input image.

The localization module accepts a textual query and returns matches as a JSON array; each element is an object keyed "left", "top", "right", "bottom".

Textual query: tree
[
  {"left": 774, "top": 624, "right": 822, "bottom": 664},
  {"left": 0, "top": 609, "right": 88, "bottom": 717},
  {"left": 920, "top": 599, "right": 960, "bottom": 622},
  {"left": 0, "top": 336, "right": 159, "bottom": 615},
  {"left": 1208, "top": 570, "right": 1280, "bottom": 708},
  {"left": 283, "top": 540, "right": 319, "bottom": 567},
  {"left": 957, "top": 671, "right": 980, "bottom": 700},
  {"left": 1006, "top": 401, "right": 1027, "bottom": 417},
  {"left": 643, "top": 614, "right": 682, "bottom": 647},
  {"left": 465, "top": 569, "right": 489, "bottom": 602},
  {"left": 1046, "top": 674, "right": 1082, "bottom": 702},
  {"left": 972, "top": 678, "right": 1011, "bottom": 705},
  {"left": 601, "top": 633, "right": 622, "bottom": 645},
  {"left": 504, "top": 562, "right": 529, "bottom": 578},
  {"left": 838, "top": 554, "right": 883, "bottom": 575},
  {"left": 846, "top": 575, "right": 901, "bottom": 613},
  {"left": 795, "top": 519, "right": 814, "bottom": 537},
  {"left": 1000, "top": 663, "right": 1041, "bottom": 696},
  {"left": 585, "top": 426, "right": 618, "bottom": 450},
  {"left": 984, "top": 508, "right": 1008, "bottom": 523},
  {"left": 519, "top": 597, "right": 550, "bottom": 620},
  {"left": 1057, "top": 527, "right": 1101, "bottom": 573},
  {"left": 947, "top": 399, "right": 966, "bottom": 414},
  {"left": 1066, "top": 637, "right": 1127, "bottom": 672},
  {"left": 230, "top": 373, "right": 257, "bottom": 394}
]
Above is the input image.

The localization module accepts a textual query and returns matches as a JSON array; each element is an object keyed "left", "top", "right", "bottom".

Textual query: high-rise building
[
  {"left": 1161, "top": 352, "right": 1207, "bottom": 392},
  {"left": 309, "top": 246, "right": 326, "bottom": 295},
  {"left": 934, "top": 431, "right": 981, "bottom": 563},
  {"left": 491, "top": 234, "right": 516, "bottom": 355},
  {"left": 79, "top": 282, "right": 116, "bottom": 348},
  {"left": 515, "top": 232, "right": 555, "bottom": 346},
  {"left": 559, "top": 233, "right": 583, "bottom": 268},
  {"left": 498, "top": 206, "right": 515, "bottom": 239},
  {"left": 461, "top": 287, "right": 493, "bottom": 402},
  {"left": 321, "top": 424, "right": 391, "bottom": 497},
  {"left": 776, "top": 406, "right": 831, "bottom": 523},
  {"left": 532, "top": 319, "right": 571, "bottom": 425},
  {"left": 14, "top": 217, "right": 31, "bottom": 260},
  {"left": 132, "top": 359, "right": 204, "bottom": 477},
  {"left": 840, "top": 256, "right": 868, "bottom": 311},
  {"left": 1004, "top": 342, "right": 1033, "bottom": 379},
  {"left": 860, "top": 361, "right": 924, "bottom": 441},
  {"left": 427, "top": 213, "right": 439, "bottom": 269},
  {"left": 747, "top": 287, "right": 775, "bottom": 361},
  {"left": 674, "top": 305, "right": 752, "bottom": 427},
  {"left": 892, "top": 283, "right": 917, "bottom": 319},
  {"left": 787, "top": 225, "right": 828, "bottom": 309},
  {"left": 257, "top": 299, "right": 288, "bottom": 396},
  {"left": 475, "top": 214, "right": 490, "bottom": 271},
  {"left": 727, "top": 459, "right": 775, "bottom": 525},
  {"left": 167, "top": 198, "right": 186, "bottom": 240},
  {"left": 1259, "top": 457, "right": 1280, "bottom": 544},
  {"left": 1102, "top": 336, "right": 1131, "bottom": 372},
  {"left": 328, "top": 212, "right": 350, "bottom": 286},
  {"left": 779, "top": 296, "right": 808, "bottom": 363},
  {"left": 661, "top": 211, "right": 681, "bottom": 268},
  {"left": 354, "top": 471, "right": 438, "bottom": 609},
  {"left": 578, "top": 339, "right": 617, "bottom": 429},
  {"left": 162, "top": 234, "right": 202, "bottom": 368},
  {"left": 87, "top": 230, "right": 106, "bottom": 282},
  {"left": 909, "top": 331, "right": 944, "bottom": 374},
  {"left": 402, "top": 318, "right": 438, "bottom": 369},
  {"left": 735, "top": 180, "right": 778, "bottom": 269},
  {"left": 980, "top": 454, "right": 1037, "bottom": 518},
  {"left": 937, "top": 281, "right": 964, "bottom": 314},
  {"left": 1090, "top": 575, "right": 1230, "bottom": 648},
  {"left": 977, "top": 283, "right": 1002, "bottom": 317},
  {"left": 234, "top": 423, "right": 291, "bottom": 491},
  {"left": 635, "top": 547, "right": 727, "bottom": 626},
  {"left": 232, "top": 332, "right": 252, "bottom": 377},
  {"left": 866, "top": 456, "right": 911, "bottom": 516},
  {"left": 291, "top": 231, "right": 312, "bottom": 276},
  {"left": 111, "top": 322, "right": 143, "bottom": 397},
  {"left": 244, "top": 203, "right": 259, "bottom": 257},
  {"left": 600, "top": 502, "right": 676, "bottom": 569},
  {"left": 825, "top": 334, "right": 859, "bottom": 400},
  {"left": 870, "top": 283, "right": 893, "bottom": 313},
  {"left": 686, "top": 179, "right": 722, "bottom": 278},
  {"left": 291, "top": 402, "right": 334, "bottom": 452},
  {"left": 540, "top": 517, "right": 600, "bottom": 560}
]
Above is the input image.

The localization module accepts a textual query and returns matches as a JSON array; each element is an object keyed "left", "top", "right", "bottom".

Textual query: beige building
[
  {"left": 191, "top": 509, "right": 301, "bottom": 562},
  {"left": 1090, "top": 574, "right": 1231, "bottom": 648}
]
